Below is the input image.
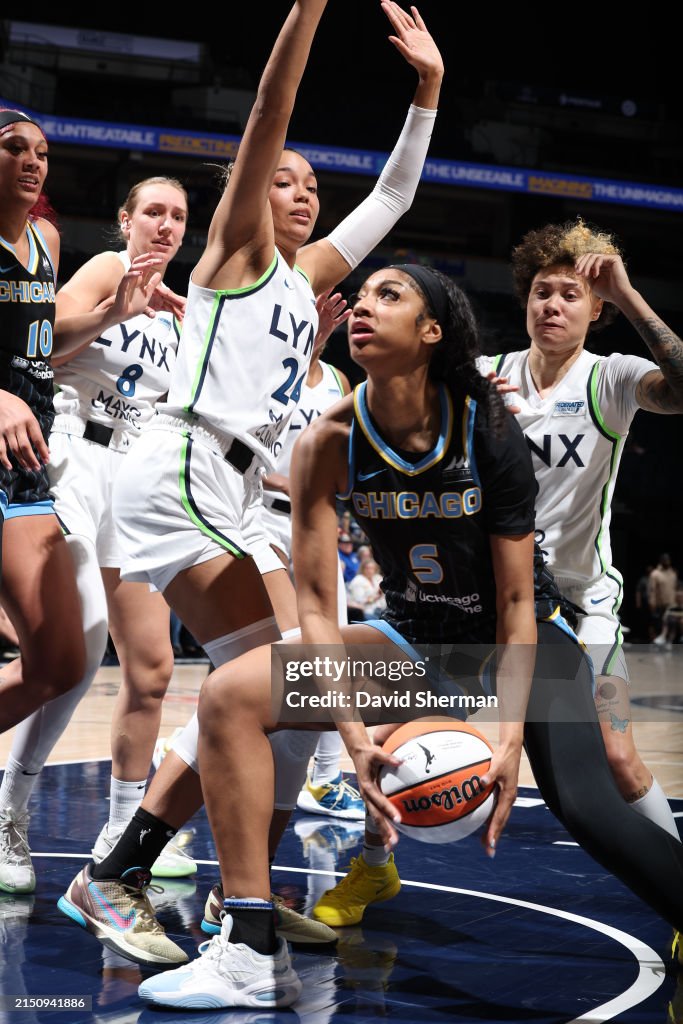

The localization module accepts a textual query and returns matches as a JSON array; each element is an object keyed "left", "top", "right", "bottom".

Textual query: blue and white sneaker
[
  {"left": 296, "top": 773, "right": 365, "bottom": 820},
  {"left": 138, "top": 913, "right": 302, "bottom": 1010}
]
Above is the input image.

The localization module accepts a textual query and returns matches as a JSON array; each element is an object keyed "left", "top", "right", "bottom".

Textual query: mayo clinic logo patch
[{"left": 552, "top": 400, "right": 584, "bottom": 417}]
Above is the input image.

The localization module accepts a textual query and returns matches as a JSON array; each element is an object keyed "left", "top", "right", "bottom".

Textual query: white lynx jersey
[
  {"left": 160, "top": 250, "right": 318, "bottom": 473},
  {"left": 54, "top": 252, "right": 180, "bottom": 433},
  {"left": 268, "top": 360, "right": 345, "bottom": 482},
  {"left": 478, "top": 348, "right": 657, "bottom": 584}
]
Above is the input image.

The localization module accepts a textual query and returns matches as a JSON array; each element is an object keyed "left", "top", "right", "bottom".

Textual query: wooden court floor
[{"left": 2, "top": 645, "right": 681, "bottom": 796}]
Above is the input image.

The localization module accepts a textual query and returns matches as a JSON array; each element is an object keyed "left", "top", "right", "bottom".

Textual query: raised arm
[
  {"left": 54, "top": 251, "right": 162, "bottom": 364},
  {"left": 193, "top": 0, "right": 328, "bottom": 291},
  {"left": 576, "top": 253, "right": 683, "bottom": 414},
  {"left": 298, "top": 2, "right": 444, "bottom": 293}
]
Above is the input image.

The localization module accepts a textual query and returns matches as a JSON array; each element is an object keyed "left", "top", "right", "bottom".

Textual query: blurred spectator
[
  {"left": 339, "top": 510, "right": 364, "bottom": 545},
  {"left": 654, "top": 587, "right": 683, "bottom": 650},
  {"left": 338, "top": 533, "right": 360, "bottom": 585},
  {"left": 648, "top": 553, "right": 679, "bottom": 638},
  {"left": 356, "top": 544, "right": 373, "bottom": 566},
  {"left": 633, "top": 564, "right": 654, "bottom": 642},
  {"left": 347, "top": 559, "right": 386, "bottom": 620}
]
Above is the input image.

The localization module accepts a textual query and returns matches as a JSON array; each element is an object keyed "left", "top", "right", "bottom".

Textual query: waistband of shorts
[
  {"left": 553, "top": 573, "right": 609, "bottom": 593},
  {"left": 51, "top": 413, "right": 133, "bottom": 453},
  {"left": 263, "top": 493, "right": 291, "bottom": 515},
  {"left": 150, "top": 412, "right": 260, "bottom": 477}
]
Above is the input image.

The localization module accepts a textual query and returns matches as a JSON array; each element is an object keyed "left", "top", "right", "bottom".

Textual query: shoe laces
[
  {"left": 331, "top": 857, "right": 364, "bottom": 894},
  {"left": 163, "top": 834, "right": 192, "bottom": 858},
  {"left": 0, "top": 812, "right": 31, "bottom": 863},
  {"left": 332, "top": 777, "right": 362, "bottom": 807},
  {"left": 118, "top": 877, "right": 166, "bottom": 934},
  {"left": 197, "top": 916, "right": 248, "bottom": 970}
]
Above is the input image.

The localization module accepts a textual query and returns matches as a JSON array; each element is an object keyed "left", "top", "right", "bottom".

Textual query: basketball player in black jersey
[
  {"left": 60, "top": 262, "right": 682, "bottom": 1010},
  {"left": 0, "top": 108, "right": 88, "bottom": 745},
  {"left": 0, "top": 109, "right": 164, "bottom": 743}
]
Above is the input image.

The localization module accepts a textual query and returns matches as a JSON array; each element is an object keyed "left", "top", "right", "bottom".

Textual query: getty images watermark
[
  {"left": 270, "top": 641, "right": 624, "bottom": 726},
  {"left": 270, "top": 643, "right": 503, "bottom": 725}
]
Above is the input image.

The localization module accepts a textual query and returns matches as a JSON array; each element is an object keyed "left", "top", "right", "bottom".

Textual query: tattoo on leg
[{"left": 625, "top": 783, "right": 650, "bottom": 803}]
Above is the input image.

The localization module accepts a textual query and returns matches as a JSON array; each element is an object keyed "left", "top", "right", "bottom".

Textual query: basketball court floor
[{"left": 1, "top": 645, "right": 681, "bottom": 1024}]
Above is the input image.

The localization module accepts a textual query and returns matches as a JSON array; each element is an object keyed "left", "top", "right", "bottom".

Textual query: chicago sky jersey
[
  {"left": 479, "top": 349, "right": 656, "bottom": 584},
  {"left": 341, "top": 382, "right": 536, "bottom": 644},
  {"left": 0, "top": 220, "right": 57, "bottom": 442},
  {"left": 54, "top": 252, "right": 180, "bottom": 436},
  {"left": 160, "top": 250, "right": 317, "bottom": 473}
]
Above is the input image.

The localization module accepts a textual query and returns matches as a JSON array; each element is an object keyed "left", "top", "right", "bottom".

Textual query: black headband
[
  {"left": 388, "top": 264, "right": 449, "bottom": 326},
  {"left": 0, "top": 110, "right": 43, "bottom": 134}
]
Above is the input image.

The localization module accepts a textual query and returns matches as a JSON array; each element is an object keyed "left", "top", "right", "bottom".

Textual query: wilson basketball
[{"left": 379, "top": 721, "right": 495, "bottom": 844}]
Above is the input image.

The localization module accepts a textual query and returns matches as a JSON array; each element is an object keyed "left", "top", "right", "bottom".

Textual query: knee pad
[
  {"left": 173, "top": 617, "right": 282, "bottom": 773},
  {"left": 203, "top": 616, "right": 280, "bottom": 668}
]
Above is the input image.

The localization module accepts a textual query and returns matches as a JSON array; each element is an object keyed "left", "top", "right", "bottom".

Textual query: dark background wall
[{"left": 3, "top": 6, "right": 681, "bottom": 632}]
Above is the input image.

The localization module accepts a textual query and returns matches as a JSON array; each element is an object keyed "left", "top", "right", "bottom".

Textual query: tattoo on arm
[{"left": 632, "top": 317, "right": 683, "bottom": 412}]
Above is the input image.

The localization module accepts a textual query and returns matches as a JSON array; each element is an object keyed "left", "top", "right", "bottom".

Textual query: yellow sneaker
[
  {"left": 673, "top": 929, "right": 683, "bottom": 966},
  {"left": 312, "top": 854, "right": 401, "bottom": 927}
]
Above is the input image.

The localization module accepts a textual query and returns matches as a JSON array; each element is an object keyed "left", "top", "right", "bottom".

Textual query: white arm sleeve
[{"left": 326, "top": 104, "right": 437, "bottom": 270}]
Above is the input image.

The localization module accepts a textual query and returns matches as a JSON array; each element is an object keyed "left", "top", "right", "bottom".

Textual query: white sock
[
  {"left": 311, "top": 732, "right": 343, "bottom": 786},
  {"left": 108, "top": 776, "right": 146, "bottom": 830},
  {"left": 631, "top": 777, "right": 680, "bottom": 840},
  {"left": 362, "top": 812, "right": 390, "bottom": 866},
  {"left": 0, "top": 755, "right": 39, "bottom": 815}
]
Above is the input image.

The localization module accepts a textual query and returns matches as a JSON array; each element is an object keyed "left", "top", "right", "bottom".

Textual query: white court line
[
  {"left": 30, "top": 767, "right": 669, "bottom": 1022},
  {"left": 39, "top": 850, "right": 664, "bottom": 1021},
  {"left": 270, "top": 864, "right": 664, "bottom": 1024}
]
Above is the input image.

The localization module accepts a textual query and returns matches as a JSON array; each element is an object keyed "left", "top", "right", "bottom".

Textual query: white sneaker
[
  {"left": 0, "top": 810, "right": 35, "bottom": 894},
  {"left": 92, "top": 823, "right": 197, "bottom": 879},
  {"left": 138, "top": 913, "right": 302, "bottom": 1009}
]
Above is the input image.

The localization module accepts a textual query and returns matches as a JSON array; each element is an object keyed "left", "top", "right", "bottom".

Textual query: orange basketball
[{"left": 379, "top": 721, "right": 495, "bottom": 843}]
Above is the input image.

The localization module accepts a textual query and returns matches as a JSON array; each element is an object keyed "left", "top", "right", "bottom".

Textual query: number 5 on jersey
[{"left": 410, "top": 543, "right": 443, "bottom": 584}]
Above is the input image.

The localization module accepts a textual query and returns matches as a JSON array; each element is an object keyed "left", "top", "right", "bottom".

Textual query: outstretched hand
[
  {"left": 110, "top": 253, "right": 163, "bottom": 323},
  {"left": 314, "top": 290, "right": 351, "bottom": 356},
  {"left": 381, "top": 2, "right": 444, "bottom": 81},
  {"left": 485, "top": 371, "right": 521, "bottom": 414},
  {"left": 148, "top": 282, "right": 187, "bottom": 322}
]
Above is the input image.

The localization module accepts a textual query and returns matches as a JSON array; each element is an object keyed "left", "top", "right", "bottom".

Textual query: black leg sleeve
[{"left": 523, "top": 621, "right": 683, "bottom": 932}]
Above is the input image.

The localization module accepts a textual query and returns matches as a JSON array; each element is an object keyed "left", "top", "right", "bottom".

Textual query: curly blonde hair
[{"left": 512, "top": 218, "right": 623, "bottom": 331}]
